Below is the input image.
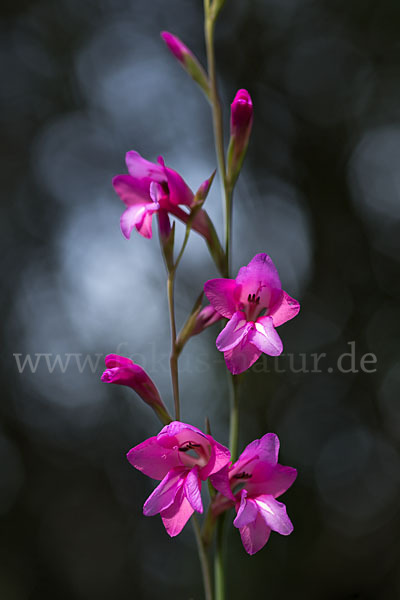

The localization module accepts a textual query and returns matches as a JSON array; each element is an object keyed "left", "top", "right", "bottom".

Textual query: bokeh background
[{"left": 2, "top": 0, "right": 400, "bottom": 598}]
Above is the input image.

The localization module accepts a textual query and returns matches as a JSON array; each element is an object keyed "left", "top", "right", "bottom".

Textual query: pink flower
[
  {"left": 101, "top": 354, "right": 171, "bottom": 425},
  {"left": 212, "top": 433, "right": 297, "bottom": 555},
  {"left": 112, "top": 151, "right": 213, "bottom": 241},
  {"left": 127, "top": 421, "right": 231, "bottom": 537},
  {"left": 204, "top": 253, "right": 300, "bottom": 374}
]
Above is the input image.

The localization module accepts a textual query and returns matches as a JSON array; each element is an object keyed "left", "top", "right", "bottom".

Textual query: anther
[{"left": 233, "top": 471, "right": 252, "bottom": 479}]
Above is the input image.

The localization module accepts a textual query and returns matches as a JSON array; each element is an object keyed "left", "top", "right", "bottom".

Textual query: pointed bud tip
[{"left": 160, "top": 31, "right": 186, "bottom": 63}]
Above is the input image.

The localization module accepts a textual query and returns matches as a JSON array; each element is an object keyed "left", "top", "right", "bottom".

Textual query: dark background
[{"left": 2, "top": 0, "right": 400, "bottom": 598}]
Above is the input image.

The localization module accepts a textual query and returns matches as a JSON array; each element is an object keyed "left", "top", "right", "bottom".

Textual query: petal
[
  {"left": 120, "top": 205, "right": 146, "bottom": 240},
  {"left": 104, "top": 354, "right": 134, "bottom": 369},
  {"left": 127, "top": 436, "right": 180, "bottom": 480},
  {"left": 255, "top": 495, "right": 294, "bottom": 535},
  {"left": 233, "top": 490, "right": 258, "bottom": 528},
  {"left": 249, "top": 317, "right": 283, "bottom": 356},
  {"left": 200, "top": 436, "right": 231, "bottom": 479},
  {"left": 235, "top": 433, "right": 280, "bottom": 470},
  {"left": 125, "top": 151, "right": 165, "bottom": 182},
  {"left": 184, "top": 468, "right": 203, "bottom": 513},
  {"left": 204, "top": 279, "right": 240, "bottom": 319},
  {"left": 136, "top": 209, "right": 154, "bottom": 239},
  {"left": 236, "top": 254, "right": 282, "bottom": 310},
  {"left": 164, "top": 165, "right": 194, "bottom": 206},
  {"left": 157, "top": 421, "right": 206, "bottom": 444},
  {"left": 143, "top": 469, "right": 184, "bottom": 516},
  {"left": 209, "top": 465, "right": 235, "bottom": 501},
  {"left": 157, "top": 209, "right": 171, "bottom": 238},
  {"left": 247, "top": 464, "right": 297, "bottom": 498},
  {"left": 216, "top": 311, "right": 250, "bottom": 352},
  {"left": 268, "top": 290, "right": 300, "bottom": 327},
  {"left": 224, "top": 340, "right": 261, "bottom": 375},
  {"left": 239, "top": 511, "right": 271, "bottom": 555},
  {"left": 112, "top": 174, "right": 151, "bottom": 206},
  {"left": 161, "top": 486, "right": 194, "bottom": 537}
]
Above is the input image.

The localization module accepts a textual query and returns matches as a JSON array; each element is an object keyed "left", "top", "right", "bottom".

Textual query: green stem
[
  {"left": 228, "top": 374, "right": 240, "bottom": 462},
  {"left": 204, "top": 3, "right": 232, "bottom": 278},
  {"left": 192, "top": 514, "right": 214, "bottom": 600},
  {"left": 167, "top": 273, "right": 180, "bottom": 421},
  {"left": 214, "top": 513, "right": 226, "bottom": 600}
]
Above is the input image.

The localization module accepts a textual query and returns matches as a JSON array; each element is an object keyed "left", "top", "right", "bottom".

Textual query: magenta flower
[
  {"left": 112, "top": 151, "right": 212, "bottom": 241},
  {"left": 101, "top": 354, "right": 171, "bottom": 425},
  {"left": 127, "top": 421, "right": 231, "bottom": 537},
  {"left": 212, "top": 433, "right": 297, "bottom": 555},
  {"left": 204, "top": 253, "right": 300, "bottom": 374}
]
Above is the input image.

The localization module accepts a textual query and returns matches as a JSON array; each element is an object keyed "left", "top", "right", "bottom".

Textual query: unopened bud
[{"left": 161, "top": 31, "right": 210, "bottom": 99}]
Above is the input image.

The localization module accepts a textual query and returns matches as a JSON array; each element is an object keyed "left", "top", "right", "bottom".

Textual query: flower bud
[
  {"left": 102, "top": 354, "right": 172, "bottom": 425},
  {"left": 192, "top": 170, "right": 216, "bottom": 207},
  {"left": 161, "top": 32, "right": 210, "bottom": 99},
  {"left": 192, "top": 305, "right": 223, "bottom": 336},
  {"left": 227, "top": 89, "right": 253, "bottom": 185}
]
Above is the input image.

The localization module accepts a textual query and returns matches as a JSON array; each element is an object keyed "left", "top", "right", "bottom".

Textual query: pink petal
[
  {"left": 249, "top": 317, "right": 283, "bottom": 356},
  {"left": 184, "top": 468, "right": 203, "bottom": 513},
  {"left": 136, "top": 209, "right": 154, "bottom": 239},
  {"left": 239, "top": 511, "right": 271, "bottom": 555},
  {"left": 268, "top": 290, "right": 300, "bottom": 327},
  {"left": 164, "top": 165, "right": 194, "bottom": 206},
  {"left": 235, "top": 254, "right": 282, "bottom": 310},
  {"left": 104, "top": 354, "right": 134, "bottom": 369},
  {"left": 125, "top": 151, "right": 165, "bottom": 182},
  {"left": 216, "top": 311, "right": 250, "bottom": 352},
  {"left": 233, "top": 490, "right": 258, "bottom": 528},
  {"left": 255, "top": 495, "right": 294, "bottom": 536},
  {"left": 161, "top": 486, "right": 194, "bottom": 537},
  {"left": 224, "top": 340, "right": 261, "bottom": 375},
  {"left": 127, "top": 437, "right": 180, "bottom": 480},
  {"left": 157, "top": 209, "right": 171, "bottom": 238},
  {"left": 120, "top": 205, "right": 147, "bottom": 239},
  {"left": 200, "top": 437, "right": 231, "bottom": 479},
  {"left": 209, "top": 465, "right": 235, "bottom": 501},
  {"left": 247, "top": 464, "right": 297, "bottom": 498},
  {"left": 157, "top": 421, "right": 206, "bottom": 445},
  {"left": 112, "top": 174, "right": 151, "bottom": 206},
  {"left": 235, "top": 433, "right": 280, "bottom": 469},
  {"left": 143, "top": 469, "right": 184, "bottom": 516},
  {"left": 204, "top": 278, "right": 240, "bottom": 319}
]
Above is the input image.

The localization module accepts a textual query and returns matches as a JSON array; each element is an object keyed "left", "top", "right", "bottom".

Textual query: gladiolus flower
[
  {"left": 204, "top": 253, "right": 300, "bottom": 374},
  {"left": 101, "top": 354, "right": 172, "bottom": 425},
  {"left": 212, "top": 433, "right": 297, "bottom": 555},
  {"left": 127, "top": 421, "right": 231, "bottom": 537},
  {"left": 113, "top": 151, "right": 216, "bottom": 242}
]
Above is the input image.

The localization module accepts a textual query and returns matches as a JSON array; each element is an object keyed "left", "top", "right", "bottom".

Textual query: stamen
[
  {"left": 233, "top": 471, "right": 252, "bottom": 479},
  {"left": 256, "top": 296, "right": 260, "bottom": 304},
  {"left": 178, "top": 442, "right": 201, "bottom": 452},
  {"left": 247, "top": 293, "right": 252, "bottom": 302}
]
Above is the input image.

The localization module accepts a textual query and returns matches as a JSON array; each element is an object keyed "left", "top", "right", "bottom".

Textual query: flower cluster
[
  {"left": 102, "top": 21, "right": 302, "bottom": 570},
  {"left": 127, "top": 421, "right": 296, "bottom": 554}
]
